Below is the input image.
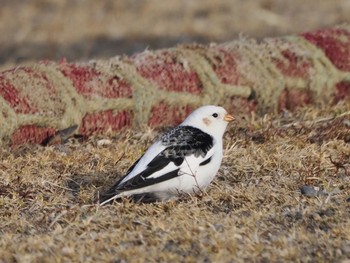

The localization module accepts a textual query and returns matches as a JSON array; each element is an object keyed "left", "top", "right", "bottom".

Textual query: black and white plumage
[{"left": 99, "top": 105, "right": 234, "bottom": 205}]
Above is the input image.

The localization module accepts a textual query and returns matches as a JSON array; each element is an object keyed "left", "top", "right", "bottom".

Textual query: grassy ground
[
  {"left": 1, "top": 1, "right": 350, "bottom": 262},
  {"left": 1, "top": 102, "right": 349, "bottom": 262}
]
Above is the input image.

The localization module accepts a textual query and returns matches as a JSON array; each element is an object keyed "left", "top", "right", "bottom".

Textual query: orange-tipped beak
[{"left": 224, "top": 114, "right": 235, "bottom": 122}]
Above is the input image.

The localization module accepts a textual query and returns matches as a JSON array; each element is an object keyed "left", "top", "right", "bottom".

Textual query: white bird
[{"left": 99, "top": 105, "right": 234, "bottom": 205}]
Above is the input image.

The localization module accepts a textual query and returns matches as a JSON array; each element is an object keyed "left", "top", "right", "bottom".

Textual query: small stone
[
  {"left": 62, "top": 246, "right": 74, "bottom": 255},
  {"left": 300, "top": 185, "right": 328, "bottom": 196},
  {"left": 97, "top": 139, "right": 112, "bottom": 146},
  {"left": 346, "top": 196, "right": 350, "bottom": 202}
]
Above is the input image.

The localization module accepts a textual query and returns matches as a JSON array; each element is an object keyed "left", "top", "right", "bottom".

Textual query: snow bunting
[{"left": 99, "top": 105, "right": 234, "bottom": 205}]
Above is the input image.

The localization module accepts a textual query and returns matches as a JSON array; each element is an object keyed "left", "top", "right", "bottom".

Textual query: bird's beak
[{"left": 224, "top": 114, "right": 235, "bottom": 122}]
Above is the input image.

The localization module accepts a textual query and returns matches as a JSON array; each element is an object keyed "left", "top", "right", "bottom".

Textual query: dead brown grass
[
  {"left": 0, "top": 102, "right": 349, "bottom": 262},
  {"left": 1, "top": 1, "right": 349, "bottom": 262}
]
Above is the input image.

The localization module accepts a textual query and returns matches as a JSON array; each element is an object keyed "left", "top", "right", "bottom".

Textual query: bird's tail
[
  {"left": 99, "top": 194, "right": 121, "bottom": 206},
  {"left": 99, "top": 188, "right": 169, "bottom": 205},
  {"left": 98, "top": 183, "right": 122, "bottom": 206}
]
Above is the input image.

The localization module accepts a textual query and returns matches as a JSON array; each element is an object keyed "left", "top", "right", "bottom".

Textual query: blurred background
[{"left": 1, "top": 0, "right": 350, "bottom": 70}]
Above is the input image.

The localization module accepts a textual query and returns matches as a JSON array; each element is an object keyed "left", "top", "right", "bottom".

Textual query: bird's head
[{"left": 181, "top": 105, "right": 234, "bottom": 137}]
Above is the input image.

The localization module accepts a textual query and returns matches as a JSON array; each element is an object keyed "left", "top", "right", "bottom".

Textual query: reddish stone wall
[{"left": 0, "top": 26, "right": 349, "bottom": 147}]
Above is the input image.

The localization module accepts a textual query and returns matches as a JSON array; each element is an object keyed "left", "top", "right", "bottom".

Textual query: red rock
[
  {"left": 148, "top": 103, "right": 194, "bottom": 127},
  {"left": 79, "top": 110, "right": 132, "bottom": 136},
  {"left": 303, "top": 28, "right": 350, "bottom": 71},
  {"left": 11, "top": 125, "right": 56, "bottom": 146},
  {"left": 59, "top": 63, "right": 133, "bottom": 99},
  {"left": 134, "top": 51, "right": 203, "bottom": 94}
]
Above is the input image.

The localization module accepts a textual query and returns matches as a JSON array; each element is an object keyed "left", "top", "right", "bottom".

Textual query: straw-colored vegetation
[
  {"left": 1, "top": 102, "right": 349, "bottom": 262},
  {"left": 1, "top": 2, "right": 350, "bottom": 261}
]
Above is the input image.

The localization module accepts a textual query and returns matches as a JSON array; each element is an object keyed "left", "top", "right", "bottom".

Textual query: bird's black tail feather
[
  {"left": 98, "top": 182, "right": 122, "bottom": 205},
  {"left": 98, "top": 187, "right": 162, "bottom": 205}
]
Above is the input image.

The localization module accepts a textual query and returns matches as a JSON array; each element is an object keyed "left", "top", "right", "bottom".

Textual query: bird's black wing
[
  {"left": 99, "top": 126, "right": 213, "bottom": 203},
  {"left": 99, "top": 155, "right": 143, "bottom": 202}
]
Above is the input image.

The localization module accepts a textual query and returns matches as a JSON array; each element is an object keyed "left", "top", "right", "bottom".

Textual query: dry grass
[
  {"left": 0, "top": 102, "right": 349, "bottom": 262},
  {"left": 1, "top": 1, "right": 349, "bottom": 262}
]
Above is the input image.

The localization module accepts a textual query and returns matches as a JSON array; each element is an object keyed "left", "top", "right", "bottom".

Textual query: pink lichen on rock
[
  {"left": 59, "top": 63, "right": 133, "bottom": 99},
  {"left": 79, "top": 110, "right": 133, "bottom": 136},
  {"left": 134, "top": 51, "right": 203, "bottom": 94},
  {"left": 303, "top": 28, "right": 350, "bottom": 71},
  {"left": 148, "top": 103, "right": 194, "bottom": 127}
]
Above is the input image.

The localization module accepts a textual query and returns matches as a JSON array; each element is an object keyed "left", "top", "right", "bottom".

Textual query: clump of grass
[{"left": 0, "top": 102, "right": 349, "bottom": 262}]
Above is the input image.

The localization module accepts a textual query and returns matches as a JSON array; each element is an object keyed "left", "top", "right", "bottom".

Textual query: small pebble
[
  {"left": 97, "top": 139, "right": 112, "bottom": 146},
  {"left": 300, "top": 185, "right": 328, "bottom": 196}
]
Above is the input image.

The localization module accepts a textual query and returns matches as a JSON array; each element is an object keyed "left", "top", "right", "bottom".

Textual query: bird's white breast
[{"left": 176, "top": 141, "right": 223, "bottom": 192}]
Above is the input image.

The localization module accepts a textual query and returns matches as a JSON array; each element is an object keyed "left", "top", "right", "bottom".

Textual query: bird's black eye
[{"left": 212, "top": 113, "right": 218, "bottom": 118}]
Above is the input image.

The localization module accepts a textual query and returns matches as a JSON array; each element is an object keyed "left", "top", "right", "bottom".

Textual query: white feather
[{"left": 99, "top": 105, "right": 233, "bottom": 205}]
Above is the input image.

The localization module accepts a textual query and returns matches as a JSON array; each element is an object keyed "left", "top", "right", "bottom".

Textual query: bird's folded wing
[
  {"left": 98, "top": 156, "right": 181, "bottom": 204},
  {"left": 99, "top": 126, "right": 214, "bottom": 203}
]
